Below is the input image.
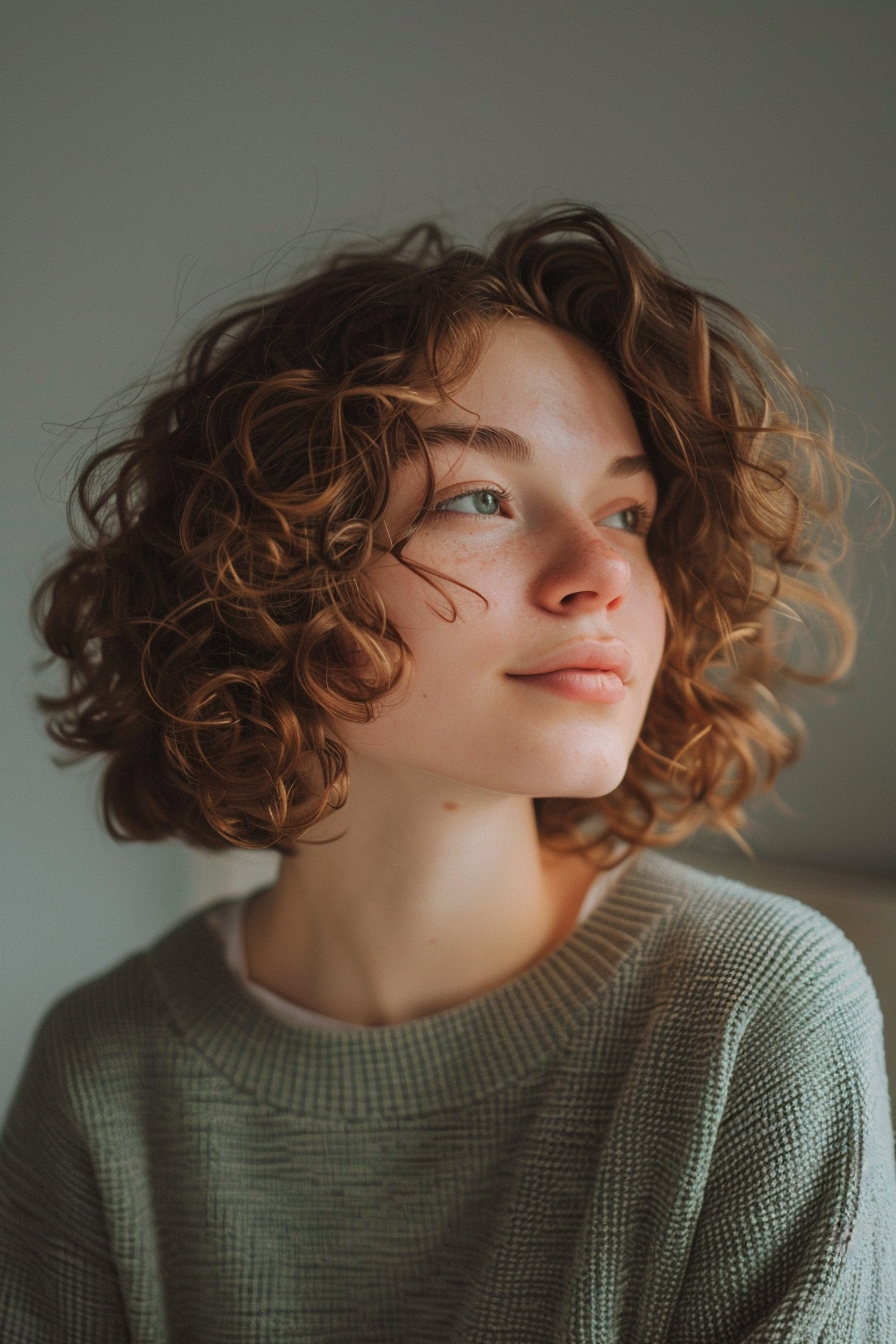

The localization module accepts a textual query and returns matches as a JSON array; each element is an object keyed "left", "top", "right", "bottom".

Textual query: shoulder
[
  {"left": 626, "top": 851, "right": 882, "bottom": 1049},
  {"left": 14, "top": 907, "right": 219, "bottom": 1120},
  {"left": 614, "top": 855, "right": 893, "bottom": 1193},
  {"left": 635, "top": 858, "right": 896, "bottom": 1338}
]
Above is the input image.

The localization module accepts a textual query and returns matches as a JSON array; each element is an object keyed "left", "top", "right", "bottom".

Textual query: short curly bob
[{"left": 33, "top": 205, "right": 863, "bottom": 863}]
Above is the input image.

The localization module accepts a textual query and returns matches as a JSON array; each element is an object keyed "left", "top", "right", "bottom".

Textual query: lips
[{"left": 507, "top": 639, "right": 632, "bottom": 682}]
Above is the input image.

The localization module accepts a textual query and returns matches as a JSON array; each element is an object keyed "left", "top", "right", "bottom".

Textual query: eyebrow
[{"left": 419, "top": 422, "right": 653, "bottom": 479}]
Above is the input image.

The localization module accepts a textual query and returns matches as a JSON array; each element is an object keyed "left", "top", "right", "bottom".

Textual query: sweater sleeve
[
  {"left": 667, "top": 910, "right": 896, "bottom": 1344},
  {"left": 0, "top": 1007, "right": 131, "bottom": 1344}
]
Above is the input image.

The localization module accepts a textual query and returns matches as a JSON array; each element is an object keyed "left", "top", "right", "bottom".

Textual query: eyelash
[
  {"left": 430, "top": 488, "right": 653, "bottom": 536},
  {"left": 430, "top": 486, "right": 515, "bottom": 519}
]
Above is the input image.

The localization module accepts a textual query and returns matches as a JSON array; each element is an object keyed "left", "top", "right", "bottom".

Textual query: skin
[{"left": 244, "top": 317, "right": 667, "bottom": 1025}]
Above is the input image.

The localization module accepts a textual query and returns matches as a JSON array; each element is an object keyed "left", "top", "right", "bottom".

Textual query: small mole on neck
[{"left": 442, "top": 801, "right": 459, "bottom": 811}]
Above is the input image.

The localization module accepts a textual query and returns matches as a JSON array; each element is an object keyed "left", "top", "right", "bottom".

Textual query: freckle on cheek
[{"left": 442, "top": 801, "right": 459, "bottom": 811}]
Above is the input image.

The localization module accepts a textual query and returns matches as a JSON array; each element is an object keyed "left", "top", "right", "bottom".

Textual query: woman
[{"left": 2, "top": 206, "right": 894, "bottom": 1341}]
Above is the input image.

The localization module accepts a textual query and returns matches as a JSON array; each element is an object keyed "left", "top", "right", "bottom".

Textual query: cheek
[
  {"left": 627, "top": 567, "right": 668, "bottom": 694},
  {"left": 368, "top": 556, "right": 449, "bottom": 639},
  {"left": 647, "top": 575, "right": 669, "bottom": 661},
  {"left": 370, "top": 544, "right": 498, "bottom": 638}
]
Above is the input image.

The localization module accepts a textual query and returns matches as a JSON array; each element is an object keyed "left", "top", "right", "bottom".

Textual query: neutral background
[{"left": 2, "top": 0, "right": 893, "bottom": 1115}]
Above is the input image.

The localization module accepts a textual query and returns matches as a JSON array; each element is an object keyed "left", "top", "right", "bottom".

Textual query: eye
[
  {"left": 430, "top": 487, "right": 512, "bottom": 519},
  {"left": 602, "top": 504, "right": 652, "bottom": 535}
]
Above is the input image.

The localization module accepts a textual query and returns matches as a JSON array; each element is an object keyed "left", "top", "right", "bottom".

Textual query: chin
[
  {"left": 493, "top": 757, "right": 632, "bottom": 803},
  {"left": 539, "top": 774, "right": 628, "bottom": 802},
  {"left": 517, "top": 739, "right": 634, "bottom": 801}
]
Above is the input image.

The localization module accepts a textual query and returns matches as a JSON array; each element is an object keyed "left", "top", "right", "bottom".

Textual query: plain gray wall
[{"left": 2, "top": 0, "right": 893, "bottom": 1113}]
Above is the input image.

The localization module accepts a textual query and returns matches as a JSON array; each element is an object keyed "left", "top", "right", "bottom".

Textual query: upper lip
[{"left": 508, "top": 639, "right": 632, "bottom": 681}]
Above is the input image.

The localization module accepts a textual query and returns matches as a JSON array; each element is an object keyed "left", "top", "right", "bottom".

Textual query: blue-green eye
[
  {"left": 432, "top": 488, "right": 509, "bottom": 518},
  {"left": 603, "top": 505, "right": 651, "bottom": 534}
]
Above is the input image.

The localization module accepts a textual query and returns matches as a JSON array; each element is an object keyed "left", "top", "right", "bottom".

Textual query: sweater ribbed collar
[{"left": 146, "top": 849, "right": 684, "bottom": 1119}]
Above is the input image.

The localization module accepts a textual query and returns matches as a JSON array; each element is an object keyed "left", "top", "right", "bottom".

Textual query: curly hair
[{"left": 32, "top": 205, "right": 864, "bottom": 862}]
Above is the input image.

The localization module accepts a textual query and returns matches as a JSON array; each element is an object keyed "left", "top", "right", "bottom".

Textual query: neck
[{"left": 243, "top": 751, "right": 622, "bottom": 1026}]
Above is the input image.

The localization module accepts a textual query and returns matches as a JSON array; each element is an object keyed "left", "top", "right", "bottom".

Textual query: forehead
[{"left": 411, "top": 317, "right": 649, "bottom": 475}]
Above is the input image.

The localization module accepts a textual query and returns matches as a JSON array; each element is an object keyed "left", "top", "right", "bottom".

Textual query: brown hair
[{"left": 32, "top": 205, "right": 868, "bottom": 862}]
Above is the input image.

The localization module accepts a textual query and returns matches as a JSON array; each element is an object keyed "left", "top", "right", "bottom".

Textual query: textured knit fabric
[{"left": 1, "top": 851, "right": 894, "bottom": 1343}]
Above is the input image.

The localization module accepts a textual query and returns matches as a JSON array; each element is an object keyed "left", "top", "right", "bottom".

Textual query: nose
[{"left": 532, "top": 519, "right": 631, "bottom": 615}]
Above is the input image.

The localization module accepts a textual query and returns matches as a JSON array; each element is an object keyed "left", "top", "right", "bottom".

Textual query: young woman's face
[{"left": 339, "top": 317, "right": 666, "bottom": 801}]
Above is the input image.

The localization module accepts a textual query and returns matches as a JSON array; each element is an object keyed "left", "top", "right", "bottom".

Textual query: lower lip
[{"left": 508, "top": 669, "right": 626, "bottom": 703}]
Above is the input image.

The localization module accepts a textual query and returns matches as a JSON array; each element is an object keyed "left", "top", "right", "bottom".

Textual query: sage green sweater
[{"left": 1, "top": 852, "right": 894, "bottom": 1342}]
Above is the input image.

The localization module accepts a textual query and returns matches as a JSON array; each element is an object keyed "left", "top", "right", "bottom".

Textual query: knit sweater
[{"left": 1, "top": 852, "right": 894, "bottom": 1343}]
